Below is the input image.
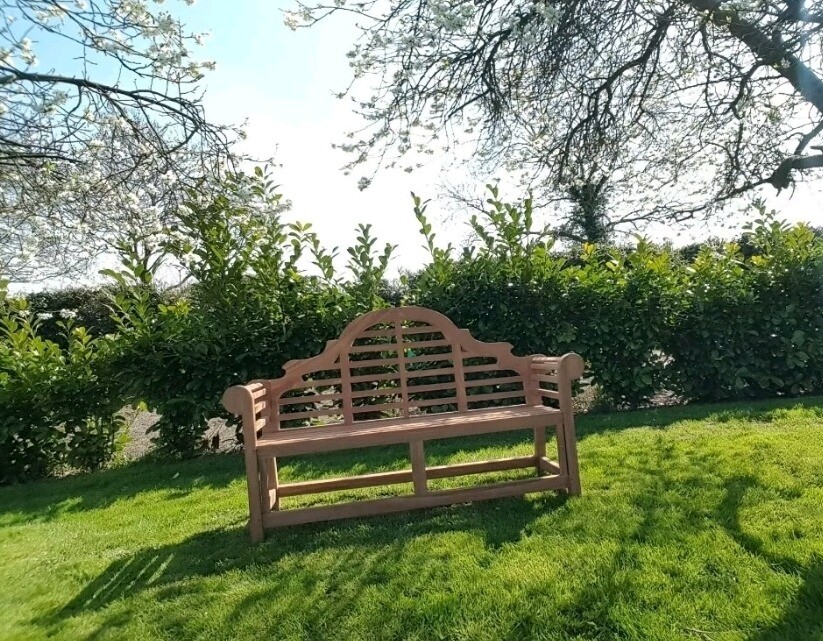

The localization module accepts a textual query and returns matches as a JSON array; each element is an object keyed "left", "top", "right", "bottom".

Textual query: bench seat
[{"left": 257, "top": 405, "right": 562, "bottom": 457}]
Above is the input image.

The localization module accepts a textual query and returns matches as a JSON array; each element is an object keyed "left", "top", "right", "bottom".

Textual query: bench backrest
[{"left": 261, "top": 306, "right": 540, "bottom": 431}]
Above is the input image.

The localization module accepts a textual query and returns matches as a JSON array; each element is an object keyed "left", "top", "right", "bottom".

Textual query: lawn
[{"left": 1, "top": 398, "right": 822, "bottom": 641}]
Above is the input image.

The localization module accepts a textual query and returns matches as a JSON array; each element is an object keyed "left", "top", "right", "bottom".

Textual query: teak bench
[{"left": 222, "top": 306, "right": 584, "bottom": 541}]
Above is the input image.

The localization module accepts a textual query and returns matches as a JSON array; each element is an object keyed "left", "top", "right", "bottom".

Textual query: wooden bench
[{"left": 222, "top": 306, "right": 584, "bottom": 542}]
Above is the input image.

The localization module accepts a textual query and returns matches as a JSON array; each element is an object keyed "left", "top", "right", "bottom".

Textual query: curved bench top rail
[{"left": 272, "top": 306, "right": 533, "bottom": 393}]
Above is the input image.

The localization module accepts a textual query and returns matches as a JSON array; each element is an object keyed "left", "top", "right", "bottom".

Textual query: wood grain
[{"left": 221, "top": 306, "right": 585, "bottom": 541}]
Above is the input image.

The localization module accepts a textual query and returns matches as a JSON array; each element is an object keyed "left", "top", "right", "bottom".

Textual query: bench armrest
[
  {"left": 529, "top": 353, "right": 584, "bottom": 377},
  {"left": 222, "top": 382, "right": 268, "bottom": 448},
  {"left": 528, "top": 352, "right": 585, "bottom": 410}
]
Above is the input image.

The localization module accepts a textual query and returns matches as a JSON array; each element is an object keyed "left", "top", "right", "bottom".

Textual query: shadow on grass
[
  {"left": 26, "top": 423, "right": 823, "bottom": 641},
  {"left": 536, "top": 465, "right": 823, "bottom": 641},
  {"left": 720, "top": 475, "right": 823, "bottom": 641},
  {"left": 4, "top": 395, "right": 822, "bottom": 526},
  {"left": 33, "top": 437, "right": 714, "bottom": 639},
  {"left": 574, "top": 395, "right": 823, "bottom": 438},
  {"left": 0, "top": 430, "right": 544, "bottom": 525},
  {"left": 44, "top": 492, "right": 565, "bottom": 623},
  {"left": 0, "top": 453, "right": 244, "bottom": 526}
]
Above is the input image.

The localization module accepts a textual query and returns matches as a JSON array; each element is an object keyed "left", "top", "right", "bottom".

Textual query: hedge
[
  {"left": 2, "top": 177, "right": 822, "bottom": 482},
  {"left": 411, "top": 210, "right": 823, "bottom": 406}
]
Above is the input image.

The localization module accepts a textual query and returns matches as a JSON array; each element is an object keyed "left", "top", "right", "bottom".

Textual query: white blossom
[
  {"left": 534, "top": 3, "right": 559, "bottom": 25},
  {"left": 428, "top": 0, "right": 470, "bottom": 32},
  {"left": 283, "top": 11, "right": 301, "bottom": 30},
  {"left": 18, "top": 38, "right": 37, "bottom": 65},
  {"left": 59, "top": 309, "right": 78, "bottom": 319}
]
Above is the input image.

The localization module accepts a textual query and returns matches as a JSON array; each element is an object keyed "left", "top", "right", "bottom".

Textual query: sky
[
  {"left": 182, "top": 0, "right": 458, "bottom": 274},
  {"left": 179, "top": 0, "right": 823, "bottom": 271},
  {"left": 10, "top": 0, "right": 823, "bottom": 290}
]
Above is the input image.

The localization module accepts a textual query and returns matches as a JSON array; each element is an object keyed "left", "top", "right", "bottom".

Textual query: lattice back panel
[{"left": 269, "top": 308, "right": 534, "bottom": 430}]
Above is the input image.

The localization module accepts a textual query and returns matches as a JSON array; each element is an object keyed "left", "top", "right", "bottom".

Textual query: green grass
[{"left": 1, "top": 398, "right": 822, "bottom": 641}]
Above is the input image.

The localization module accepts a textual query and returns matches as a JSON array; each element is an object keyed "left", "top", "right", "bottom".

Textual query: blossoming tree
[
  {"left": 0, "top": 0, "right": 242, "bottom": 281},
  {"left": 288, "top": 0, "right": 823, "bottom": 229}
]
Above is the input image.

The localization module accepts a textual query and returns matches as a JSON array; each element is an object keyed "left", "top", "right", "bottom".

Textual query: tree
[
  {"left": 290, "top": 0, "right": 823, "bottom": 228},
  {"left": 0, "top": 0, "right": 242, "bottom": 281},
  {"left": 442, "top": 169, "right": 612, "bottom": 244}
]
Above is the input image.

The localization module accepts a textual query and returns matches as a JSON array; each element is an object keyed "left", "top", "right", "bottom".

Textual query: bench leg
[
  {"left": 410, "top": 440, "right": 427, "bottom": 495},
  {"left": 263, "top": 457, "right": 280, "bottom": 511},
  {"left": 563, "top": 418, "right": 582, "bottom": 496},
  {"left": 244, "top": 452, "right": 265, "bottom": 543},
  {"left": 533, "top": 426, "right": 546, "bottom": 475},
  {"left": 553, "top": 420, "right": 568, "bottom": 477}
]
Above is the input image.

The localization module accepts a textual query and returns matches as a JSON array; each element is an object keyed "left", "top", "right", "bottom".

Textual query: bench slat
[
  {"left": 275, "top": 455, "right": 542, "bottom": 498},
  {"left": 404, "top": 381, "right": 456, "bottom": 393},
  {"left": 538, "top": 389, "right": 561, "bottom": 400},
  {"left": 289, "top": 378, "right": 343, "bottom": 389},
  {"left": 357, "top": 326, "right": 444, "bottom": 339},
  {"left": 405, "top": 354, "right": 455, "bottom": 364},
  {"left": 278, "top": 470, "right": 413, "bottom": 497},
  {"left": 406, "top": 367, "right": 455, "bottom": 379},
  {"left": 257, "top": 406, "right": 561, "bottom": 456},
  {"left": 538, "top": 457, "right": 562, "bottom": 475},
  {"left": 278, "top": 393, "right": 341, "bottom": 406},
  {"left": 279, "top": 407, "right": 345, "bottom": 421},
  {"left": 263, "top": 475, "right": 568, "bottom": 528},
  {"left": 463, "top": 363, "right": 519, "bottom": 374},
  {"left": 349, "top": 339, "right": 451, "bottom": 353},
  {"left": 250, "top": 385, "right": 267, "bottom": 400},
  {"left": 463, "top": 376, "right": 523, "bottom": 388},
  {"left": 348, "top": 357, "right": 400, "bottom": 369},
  {"left": 426, "top": 455, "right": 537, "bottom": 479},
  {"left": 350, "top": 372, "right": 400, "bottom": 384},
  {"left": 348, "top": 343, "right": 399, "bottom": 354},
  {"left": 466, "top": 390, "right": 526, "bottom": 402},
  {"left": 350, "top": 387, "right": 399, "bottom": 399},
  {"left": 350, "top": 402, "right": 404, "bottom": 414}
]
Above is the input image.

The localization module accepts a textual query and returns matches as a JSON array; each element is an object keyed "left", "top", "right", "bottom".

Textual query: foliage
[
  {"left": 3, "top": 177, "right": 821, "bottom": 473},
  {"left": 292, "top": 0, "right": 823, "bottom": 226},
  {"left": 0, "top": 297, "right": 124, "bottom": 484},
  {"left": 21, "top": 286, "right": 125, "bottom": 345},
  {"left": 105, "top": 169, "right": 394, "bottom": 455},
  {"left": 2, "top": 398, "right": 823, "bottom": 640},
  {"left": 562, "top": 175, "right": 612, "bottom": 244},
  {"left": 664, "top": 218, "right": 823, "bottom": 401},
  {"left": 411, "top": 189, "right": 823, "bottom": 406}
]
